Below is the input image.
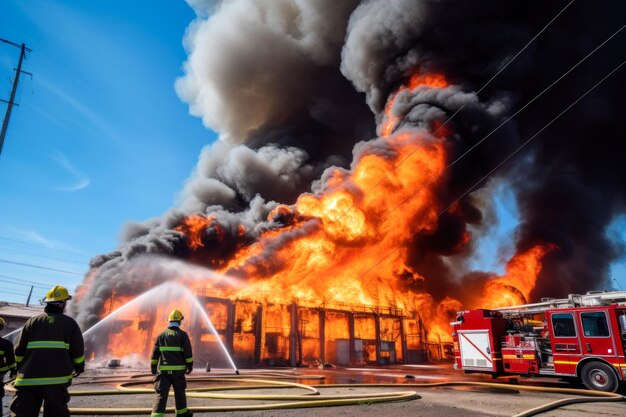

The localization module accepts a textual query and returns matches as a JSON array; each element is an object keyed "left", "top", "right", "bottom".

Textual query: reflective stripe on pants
[{"left": 152, "top": 371, "right": 188, "bottom": 416}]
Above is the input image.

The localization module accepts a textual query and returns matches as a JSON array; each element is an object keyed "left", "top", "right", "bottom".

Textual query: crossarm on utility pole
[{"left": 0, "top": 39, "right": 32, "bottom": 157}]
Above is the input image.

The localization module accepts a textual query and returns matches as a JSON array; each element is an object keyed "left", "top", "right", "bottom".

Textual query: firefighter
[
  {"left": 10, "top": 285, "right": 84, "bottom": 417},
  {"left": 1, "top": 317, "right": 17, "bottom": 409},
  {"left": 150, "top": 309, "right": 193, "bottom": 417}
]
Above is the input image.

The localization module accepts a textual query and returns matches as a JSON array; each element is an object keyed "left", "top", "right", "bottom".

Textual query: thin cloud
[
  {"left": 3, "top": 226, "right": 80, "bottom": 254},
  {"left": 26, "top": 102, "right": 67, "bottom": 130},
  {"left": 38, "top": 78, "right": 120, "bottom": 144},
  {"left": 10, "top": 228, "right": 57, "bottom": 247},
  {"left": 8, "top": 1, "right": 121, "bottom": 144},
  {"left": 51, "top": 151, "right": 90, "bottom": 192}
]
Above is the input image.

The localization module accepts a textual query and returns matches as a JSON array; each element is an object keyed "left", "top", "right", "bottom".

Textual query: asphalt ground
[{"left": 2, "top": 364, "right": 626, "bottom": 416}]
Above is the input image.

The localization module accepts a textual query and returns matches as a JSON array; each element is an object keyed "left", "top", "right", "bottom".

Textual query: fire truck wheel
[{"left": 580, "top": 361, "right": 619, "bottom": 392}]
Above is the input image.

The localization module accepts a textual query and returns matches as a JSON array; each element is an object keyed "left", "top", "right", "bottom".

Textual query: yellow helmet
[
  {"left": 168, "top": 309, "right": 184, "bottom": 322},
  {"left": 0, "top": 317, "right": 5, "bottom": 330},
  {"left": 43, "top": 285, "right": 72, "bottom": 303}
]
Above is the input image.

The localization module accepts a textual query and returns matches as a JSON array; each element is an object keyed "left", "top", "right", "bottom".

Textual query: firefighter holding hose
[
  {"left": 10, "top": 285, "right": 85, "bottom": 417},
  {"left": 150, "top": 309, "right": 194, "bottom": 417},
  {"left": 1, "top": 317, "right": 17, "bottom": 409}
]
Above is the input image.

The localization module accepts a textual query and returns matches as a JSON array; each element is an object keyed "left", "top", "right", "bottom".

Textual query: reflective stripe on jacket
[
  {"left": 0, "top": 337, "right": 16, "bottom": 374},
  {"left": 13, "top": 312, "right": 84, "bottom": 386},
  {"left": 151, "top": 326, "right": 193, "bottom": 372}
]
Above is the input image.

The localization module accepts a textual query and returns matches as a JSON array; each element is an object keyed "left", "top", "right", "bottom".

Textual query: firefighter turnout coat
[
  {"left": 0, "top": 337, "right": 16, "bottom": 376},
  {"left": 14, "top": 311, "right": 84, "bottom": 386},
  {"left": 151, "top": 326, "right": 193, "bottom": 372}
]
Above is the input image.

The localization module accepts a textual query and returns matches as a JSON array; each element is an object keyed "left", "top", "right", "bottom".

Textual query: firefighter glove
[
  {"left": 74, "top": 362, "right": 85, "bottom": 375},
  {"left": 186, "top": 365, "right": 193, "bottom": 375},
  {"left": 151, "top": 365, "right": 157, "bottom": 375}
]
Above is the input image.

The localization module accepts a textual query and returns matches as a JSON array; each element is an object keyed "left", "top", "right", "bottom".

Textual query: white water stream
[{"left": 83, "top": 281, "right": 238, "bottom": 371}]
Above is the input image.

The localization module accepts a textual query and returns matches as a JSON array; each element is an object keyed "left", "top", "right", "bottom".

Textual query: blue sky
[
  {"left": 1, "top": 1, "right": 624, "bottom": 305},
  {"left": 0, "top": 0, "right": 214, "bottom": 303}
]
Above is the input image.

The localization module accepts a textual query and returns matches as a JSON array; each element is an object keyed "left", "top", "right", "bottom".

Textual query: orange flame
[
  {"left": 98, "top": 68, "right": 555, "bottom": 361},
  {"left": 153, "top": 124, "right": 456, "bottom": 350},
  {"left": 480, "top": 244, "right": 557, "bottom": 308},
  {"left": 220, "top": 130, "right": 448, "bottom": 311},
  {"left": 175, "top": 214, "right": 221, "bottom": 249},
  {"left": 90, "top": 293, "right": 222, "bottom": 364}
]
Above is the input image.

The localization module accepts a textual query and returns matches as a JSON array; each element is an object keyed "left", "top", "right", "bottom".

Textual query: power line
[
  {"left": 0, "top": 273, "right": 57, "bottom": 288},
  {"left": 0, "top": 285, "right": 47, "bottom": 301},
  {"left": 2, "top": 289, "right": 45, "bottom": 299},
  {"left": 3, "top": 290, "right": 29, "bottom": 297},
  {"left": 445, "top": 25, "right": 624, "bottom": 178},
  {"left": 0, "top": 258, "right": 84, "bottom": 276},
  {"left": 0, "top": 236, "right": 87, "bottom": 258},
  {"left": 267, "top": 2, "right": 586, "bottom": 290},
  {"left": 328, "top": 0, "right": 578, "bottom": 228},
  {"left": 323, "top": 58, "right": 625, "bottom": 305},
  {"left": 0, "top": 278, "right": 50, "bottom": 290},
  {"left": 464, "top": 0, "right": 576, "bottom": 99},
  {"left": 0, "top": 246, "right": 88, "bottom": 266},
  {"left": 295, "top": 24, "right": 624, "bottom": 292},
  {"left": 0, "top": 279, "right": 46, "bottom": 289}
]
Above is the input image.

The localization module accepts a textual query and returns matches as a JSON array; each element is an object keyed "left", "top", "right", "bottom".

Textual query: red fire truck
[{"left": 451, "top": 291, "right": 626, "bottom": 392}]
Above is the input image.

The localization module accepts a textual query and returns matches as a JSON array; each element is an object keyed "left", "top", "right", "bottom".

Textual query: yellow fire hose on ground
[
  {"left": 5, "top": 374, "right": 625, "bottom": 416},
  {"left": 318, "top": 382, "right": 626, "bottom": 417}
]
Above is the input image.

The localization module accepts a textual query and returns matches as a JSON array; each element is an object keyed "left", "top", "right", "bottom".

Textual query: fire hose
[
  {"left": 321, "top": 381, "right": 626, "bottom": 417},
  {"left": 4, "top": 374, "right": 625, "bottom": 416}
]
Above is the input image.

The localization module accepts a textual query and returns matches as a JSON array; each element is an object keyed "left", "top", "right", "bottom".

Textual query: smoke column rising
[{"left": 71, "top": 0, "right": 626, "bottom": 329}]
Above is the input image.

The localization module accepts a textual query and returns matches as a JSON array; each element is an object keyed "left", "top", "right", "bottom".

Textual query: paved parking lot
[{"left": 3, "top": 364, "right": 625, "bottom": 416}]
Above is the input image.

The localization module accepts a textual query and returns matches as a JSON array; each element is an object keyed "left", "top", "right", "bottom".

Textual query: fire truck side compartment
[
  {"left": 454, "top": 309, "right": 507, "bottom": 373},
  {"left": 501, "top": 335, "right": 539, "bottom": 374}
]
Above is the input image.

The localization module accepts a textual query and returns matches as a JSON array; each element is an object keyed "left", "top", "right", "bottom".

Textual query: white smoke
[
  {"left": 72, "top": 0, "right": 626, "bottom": 328},
  {"left": 341, "top": 0, "right": 436, "bottom": 113},
  {"left": 176, "top": 0, "right": 362, "bottom": 143}
]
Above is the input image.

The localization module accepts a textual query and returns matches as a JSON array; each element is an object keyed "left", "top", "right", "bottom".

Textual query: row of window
[{"left": 552, "top": 312, "right": 609, "bottom": 338}]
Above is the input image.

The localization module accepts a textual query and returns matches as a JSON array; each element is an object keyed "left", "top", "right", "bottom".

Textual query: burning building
[
  {"left": 84, "top": 279, "right": 442, "bottom": 367},
  {"left": 72, "top": 0, "right": 625, "bottom": 366}
]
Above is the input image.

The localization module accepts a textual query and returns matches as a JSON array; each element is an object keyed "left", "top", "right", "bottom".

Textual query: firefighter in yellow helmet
[
  {"left": 1, "top": 316, "right": 17, "bottom": 410},
  {"left": 150, "top": 309, "right": 193, "bottom": 417},
  {"left": 10, "top": 285, "right": 84, "bottom": 417}
]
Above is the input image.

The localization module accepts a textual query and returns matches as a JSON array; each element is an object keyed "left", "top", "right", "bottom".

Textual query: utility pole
[
  {"left": 25, "top": 285, "right": 33, "bottom": 307},
  {"left": 0, "top": 38, "right": 32, "bottom": 158}
]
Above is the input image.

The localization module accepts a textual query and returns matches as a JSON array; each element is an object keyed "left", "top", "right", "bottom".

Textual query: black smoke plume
[{"left": 71, "top": 0, "right": 626, "bottom": 328}]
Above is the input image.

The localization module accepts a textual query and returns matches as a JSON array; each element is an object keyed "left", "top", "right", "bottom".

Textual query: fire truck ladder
[{"left": 493, "top": 291, "right": 626, "bottom": 316}]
